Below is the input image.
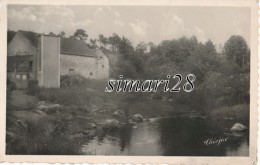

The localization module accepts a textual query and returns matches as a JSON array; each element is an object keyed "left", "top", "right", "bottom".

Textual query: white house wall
[
  {"left": 60, "top": 53, "right": 109, "bottom": 79},
  {"left": 60, "top": 54, "right": 97, "bottom": 79},
  {"left": 95, "top": 51, "right": 109, "bottom": 79}
]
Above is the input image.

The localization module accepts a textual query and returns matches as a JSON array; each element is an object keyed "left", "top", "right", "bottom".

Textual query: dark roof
[
  {"left": 60, "top": 38, "right": 97, "bottom": 57},
  {"left": 7, "top": 55, "right": 33, "bottom": 71},
  {"left": 19, "top": 30, "right": 39, "bottom": 48},
  {"left": 7, "top": 31, "right": 16, "bottom": 44}
]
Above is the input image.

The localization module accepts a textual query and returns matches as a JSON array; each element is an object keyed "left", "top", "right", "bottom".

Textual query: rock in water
[
  {"left": 102, "top": 119, "right": 120, "bottom": 130},
  {"left": 35, "top": 109, "right": 47, "bottom": 116},
  {"left": 88, "top": 123, "right": 96, "bottom": 128},
  {"left": 38, "top": 103, "right": 62, "bottom": 114},
  {"left": 132, "top": 114, "right": 144, "bottom": 122},
  {"left": 230, "top": 123, "right": 248, "bottom": 132},
  {"left": 133, "top": 125, "right": 138, "bottom": 129},
  {"left": 112, "top": 110, "right": 125, "bottom": 121}
]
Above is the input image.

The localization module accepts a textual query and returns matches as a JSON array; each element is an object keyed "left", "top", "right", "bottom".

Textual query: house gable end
[{"left": 8, "top": 32, "right": 37, "bottom": 56}]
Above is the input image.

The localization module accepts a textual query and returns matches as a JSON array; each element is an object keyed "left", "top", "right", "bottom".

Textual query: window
[
  {"left": 22, "top": 75, "right": 27, "bottom": 80},
  {"left": 69, "top": 69, "right": 75, "bottom": 74},
  {"left": 29, "top": 61, "right": 33, "bottom": 72},
  {"left": 102, "top": 65, "right": 104, "bottom": 68},
  {"left": 90, "top": 72, "right": 93, "bottom": 76},
  {"left": 16, "top": 75, "right": 21, "bottom": 79}
]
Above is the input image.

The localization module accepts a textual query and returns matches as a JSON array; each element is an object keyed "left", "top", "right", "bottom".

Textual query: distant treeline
[{"left": 93, "top": 32, "right": 250, "bottom": 112}]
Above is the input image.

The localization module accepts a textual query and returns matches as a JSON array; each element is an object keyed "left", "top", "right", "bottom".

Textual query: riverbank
[
  {"left": 6, "top": 80, "right": 249, "bottom": 154},
  {"left": 6, "top": 88, "right": 188, "bottom": 154}
]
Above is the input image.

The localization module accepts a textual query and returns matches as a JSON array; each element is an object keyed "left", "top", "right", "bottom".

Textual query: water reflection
[{"left": 81, "top": 117, "right": 249, "bottom": 156}]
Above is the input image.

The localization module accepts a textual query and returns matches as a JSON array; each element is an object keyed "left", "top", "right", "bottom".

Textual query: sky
[{"left": 8, "top": 5, "right": 251, "bottom": 47}]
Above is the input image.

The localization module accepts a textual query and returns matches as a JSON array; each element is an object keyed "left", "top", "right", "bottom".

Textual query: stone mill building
[{"left": 7, "top": 30, "right": 109, "bottom": 89}]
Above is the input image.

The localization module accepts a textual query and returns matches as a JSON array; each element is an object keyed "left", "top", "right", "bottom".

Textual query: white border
[{"left": 0, "top": 0, "right": 258, "bottom": 164}]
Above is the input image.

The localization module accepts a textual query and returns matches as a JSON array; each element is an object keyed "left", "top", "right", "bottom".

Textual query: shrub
[
  {"left": 38, "top": 88, "right": 90, "bottom": 106},
  {"left": 60, "top": 74, "right": 88, "bottom": 89},
  {"left": 6, "top": 117, "right": 84, "bottom": 154},
  {"left": 26, "top": 80, "right": 39, "bottom": 95},
  {"left": 7, "top": 79, "right": 16, "bottom": 91},
  {"left": 209, "top": 104, "right": 249, "bottom": 120}
]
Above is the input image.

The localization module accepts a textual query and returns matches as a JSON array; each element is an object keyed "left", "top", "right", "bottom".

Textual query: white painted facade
[{"left": 60, "top": 50, "right": 109, "bottom": 79}]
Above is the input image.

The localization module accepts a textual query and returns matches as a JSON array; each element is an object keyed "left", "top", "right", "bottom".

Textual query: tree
[
  {"left": 98, "top": 34, "right": 108, "bottom": 48},
  {"left": 135, "top": 41, "right": 147, "bottom": 55},
  {"left": 89, "top": 39, "right": 98, "bottom": 48},
  {"left": 186, "top": 40, "right": 219, "bottom": 82},
  {"left": 58, "top": 31, "right": 66, "bottom": 38},
  {"left": 49, "top": 32, "right": 57, "bottom": 36},
  {"left": 189, "top": 36, "right": 199, "bottom": 52},
  {"left": 108, "top": 33, "right": 121, "bottom": 52},
  {"left": 147, "top": 42, "right": 156, "bottom": 53},
  {"left": 113, "top": 36, "right": 144, "bottom": 78},
  {"left": 204, "top": 40, "right": 217, "bottom": 57},
  {"left": 73, "top": 29, "right": 88, "bottom": 41},
  {"left": 223, "top": 35, "right": 249, "bottom": 70},
  {"left": 118, "top": 36, "right": 134, "bottom": 58}
]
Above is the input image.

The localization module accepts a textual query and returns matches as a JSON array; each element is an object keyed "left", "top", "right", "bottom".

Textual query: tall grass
[
  {"left": 6, "top": 117, "right": 86, "bottom": 155},
  {"left": 37, "top": 88, "right": 91, "bottom": 106},
  {"left": 29, "top": 75, "right": 108, "bottom": 106},
  {"left": 209, "top": 104, "right": 249, "bottom": 120}
]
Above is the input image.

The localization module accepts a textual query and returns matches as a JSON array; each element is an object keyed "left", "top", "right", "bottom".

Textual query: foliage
[
  {"left": 58, "top": 31, "right": 66, "bottom": 38},
  {"left": 209, "top": 104, "right": 249, "bottom": 121},
  {"left": 135, "top": 41, "right": 147, "bottom": 55},
  {"left": 48, "top": 32, "right": 57, "bottom": 36},
  {"left": 89, "top": 39, "right": 98, "bottom": 48},
  {"left": 98, "top": 33, "right": 249, "bottom": 114},
  {"left": 37, "top": 88, "right": 90, "bottom": 106},
  {"left": 98, "top": 34, "right": 108, "bottom": 48},
  {"left": 121, "top": 35, "right": 249, "bottom": 114},
  {"left": 6, "top": 117, "right": 85, "bottom": 155},
  {"left": 7, "top": 78, "right": 16, "bottom": 92},
  {"left": 108, "top": 33, "right": 121, "bottom": 52},
  {"left": 26, "top": 80, "right": 39, "bottom": 95},
  {"left": 60, "top": 74, "right": 88, "bottom": 89},
  {"left": 72, "top": 29, "right": 88, "bottom": 41},
  {"left": 223, "top": 35, "right": 249, "bottom": 70}
]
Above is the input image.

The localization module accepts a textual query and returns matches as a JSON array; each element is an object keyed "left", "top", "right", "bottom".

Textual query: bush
[
  {"left": 209, "top": 104, "right": 249, "bottom": 120},
  {"left": 26, "top": 80, "right": 39, "bottom": 95},
  {"left": 6, "top": 117, "right": 84, "bottom": 154},
  {"left": 60, "top": 74, "right": 88, "bottom": 89},
  {"left": 38, "top": 88, "right": 90, "bottom": 106},
  {"left": 7, "top": 79, "right": 16, "bottom": 91}
]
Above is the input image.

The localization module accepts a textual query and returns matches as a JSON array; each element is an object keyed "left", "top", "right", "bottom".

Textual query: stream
[{"left": 81, "top": 116, "right": 249, "bottom": 156}]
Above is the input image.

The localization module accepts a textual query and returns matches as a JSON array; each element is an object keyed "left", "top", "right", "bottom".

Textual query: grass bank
[{"left": 209, "top": 104, "right": 249, "bottom": 121}]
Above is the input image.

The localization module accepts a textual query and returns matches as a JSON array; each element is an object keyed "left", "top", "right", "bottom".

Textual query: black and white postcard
[{"left": 0, "top": 0, "right": 258, "bottom": 164}]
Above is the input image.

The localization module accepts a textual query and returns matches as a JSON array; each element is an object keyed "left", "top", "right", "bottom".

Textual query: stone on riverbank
[
  {"left": 102, "top": 119, "right": 120, "bottom": 130},
  {"left": 35, "top": 109, "right": 47, "bottom": 116},
  {"left": 230, "top": 123, "right": 248, "bottom": 132},
  {"left": 112, "top": 110, "right": 125, "bottom": 121},
  {"left": 88, "top": 123, "right": 96, "bottom": 128},
  {"left": 83, "top": 129, "right": 96, "bottom": 137},
  {"left": 38, "top": 103, "right": 62, "bottom": 114},
  {"left": 132, "top": 114, "right": 144, "bottom": 122}
]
